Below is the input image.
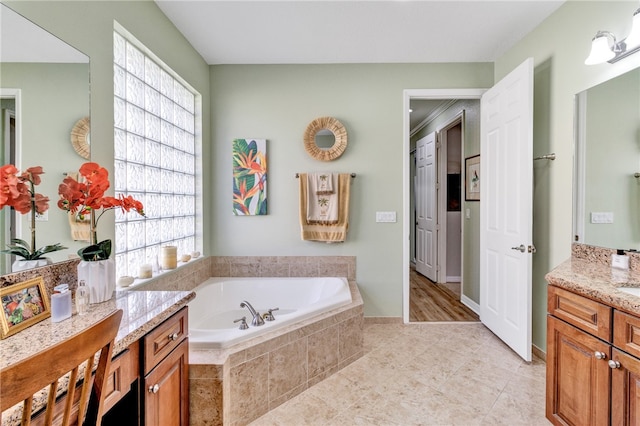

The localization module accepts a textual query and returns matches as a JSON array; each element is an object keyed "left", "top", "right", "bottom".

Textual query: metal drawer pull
[
  {"left": 594, "top": 351, "right": 607, "bottom": 360},
  {"left": 168, "top": 332, "right": 179, "bottom": 341},
  {"left": 149, "top": 384, "right": 160, "bottom": 394},
  {"left": 608, "top": 360, "right": 621, "bottom": 369}
]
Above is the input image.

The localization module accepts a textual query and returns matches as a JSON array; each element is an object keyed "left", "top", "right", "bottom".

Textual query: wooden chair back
[{"left": 1, "top": 309, "right": 123, "bottom": 426}]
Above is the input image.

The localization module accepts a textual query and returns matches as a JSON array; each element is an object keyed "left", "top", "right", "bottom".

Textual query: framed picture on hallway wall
[{"left": 465, "top": 155, "right": 480, "bottom": 201}]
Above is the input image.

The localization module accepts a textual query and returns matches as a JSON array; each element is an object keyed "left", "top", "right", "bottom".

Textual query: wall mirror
[
  {"left": 573, "top": 66, "right": 640, "bottom": 251},
  {"left": 303, "top": 116, "right": 348, "bottom": 161},
  {"left": 0, "top": 3, "right": 90, "bottom": 275}
]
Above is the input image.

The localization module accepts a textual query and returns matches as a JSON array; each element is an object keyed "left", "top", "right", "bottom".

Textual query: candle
[
  {"left": 139, "top": 264, "right": 152, "bottom": 279},
  {"left": 161, "top": 246, "right": 177, "bottom": 270}
]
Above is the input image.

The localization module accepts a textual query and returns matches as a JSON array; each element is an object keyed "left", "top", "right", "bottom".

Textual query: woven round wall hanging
[{"left": 303, "top": 116, "right": 347, "bottom": 161}]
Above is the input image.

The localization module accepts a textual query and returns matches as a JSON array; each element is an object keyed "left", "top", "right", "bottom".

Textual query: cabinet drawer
[
  {"left": 614, "top": 310, "right": 640, "bottom": 358},
  {"left": 548, "top": 285, "right": 612, "bottom": 341},
  {"left": 143, "top": 307, "right": 188, "bottom": 375},
  {"left": 103, "top": 341, "right": 140, "bottom": 413}
]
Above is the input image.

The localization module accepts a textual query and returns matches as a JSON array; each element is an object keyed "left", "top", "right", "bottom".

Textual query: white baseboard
[
  {"left": 446, "top": 276, "right": 461, "bottom": 283},
  {"left": 461, "top": 294, "right": 480, "bottom": 315}
]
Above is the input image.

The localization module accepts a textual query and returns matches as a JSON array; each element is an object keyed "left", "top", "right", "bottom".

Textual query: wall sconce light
[{"left": 585, "top": 7, "right": 640, "bottom": 65}]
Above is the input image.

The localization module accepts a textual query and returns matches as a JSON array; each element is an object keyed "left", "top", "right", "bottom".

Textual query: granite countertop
[
  {"left": 546, "top": 257, "right": 640, "bottom": 316},
  {"left": 0, "top": 288, "right": 195, "bottom": 371}
]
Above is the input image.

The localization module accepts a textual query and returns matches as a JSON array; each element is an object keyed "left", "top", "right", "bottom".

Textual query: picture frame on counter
[{"left": 0, "top": 277, "right": 50, "bottom": 339}]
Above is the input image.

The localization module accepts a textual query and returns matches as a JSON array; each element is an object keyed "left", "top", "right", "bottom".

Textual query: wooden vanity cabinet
[
  {"left": 141, "top": 307, "right": 189, "bottom": 426},
  {"left": 547, "top": 285, "right": 640, "bottom": 425},
  {"left": 546, "top": 315, "right": 611, "bottom": 425}
]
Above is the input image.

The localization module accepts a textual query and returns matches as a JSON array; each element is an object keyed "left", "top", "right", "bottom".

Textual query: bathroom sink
[{"left": 618, "top": 287, "right": 640, "bottom": 297}]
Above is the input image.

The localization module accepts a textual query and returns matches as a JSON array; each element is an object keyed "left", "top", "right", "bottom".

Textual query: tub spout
[{"left": 240, "top": 300, "right": 265, "bottom": 326}]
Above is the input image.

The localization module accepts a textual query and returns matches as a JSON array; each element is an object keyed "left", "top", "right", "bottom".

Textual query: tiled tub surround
[
  {"left": 187, "top": 256, "right": 363, "bottom": 426},
  {"left": 189, "top": 280, "right": 363, "bottom": 426}
]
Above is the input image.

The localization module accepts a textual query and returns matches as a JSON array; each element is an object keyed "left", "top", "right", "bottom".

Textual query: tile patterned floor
[{"left": 250, "top": 322, "right": 549, "bottom": 425}]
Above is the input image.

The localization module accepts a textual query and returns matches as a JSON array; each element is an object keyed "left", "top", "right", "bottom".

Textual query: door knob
[
  {"left": 511, "top": 245, "right": 526, "bottom": 253},
  {"left": 608, "top": 360, "right": 621, "bottom": 369}
]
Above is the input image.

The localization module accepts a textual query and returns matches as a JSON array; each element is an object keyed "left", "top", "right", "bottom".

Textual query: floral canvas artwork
[{"left": 233, "top": 139, "right": 267, "bottom": 215}]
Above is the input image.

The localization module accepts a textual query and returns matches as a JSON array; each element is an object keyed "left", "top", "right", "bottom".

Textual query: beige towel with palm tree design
[
  {"left": 307, "top": 173, "right": 338, "bottom": 224},
  {"left": 299, "top": 173, "right": 351, "bottom": 242},
  {"left": 312, "top": 172, "right": 334, "bottom": 195}
]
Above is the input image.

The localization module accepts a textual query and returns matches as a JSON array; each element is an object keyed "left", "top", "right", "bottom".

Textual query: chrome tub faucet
[{"left": 240, "top": 300, "right": 265, "bottom": 326}]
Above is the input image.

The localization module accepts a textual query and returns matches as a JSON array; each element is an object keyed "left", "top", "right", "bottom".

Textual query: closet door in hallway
[{"left": 415, "top": 132, "right": 437, "bottom": 281}]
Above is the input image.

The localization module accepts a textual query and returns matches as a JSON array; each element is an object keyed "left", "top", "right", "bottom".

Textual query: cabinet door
[
  {"left": 611, "top": 348, "right": 640, "bottom": 426},
  {"left": 143, "top": 339, "right": 189, "bottom": 426},
  {"left": 546, "top": 315, "right": 611, "bottom": 426}
]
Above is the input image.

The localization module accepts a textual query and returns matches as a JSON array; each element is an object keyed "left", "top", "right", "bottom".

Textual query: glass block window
[{"left": 113, "top": 29, "right": 198, "bottom": 278}]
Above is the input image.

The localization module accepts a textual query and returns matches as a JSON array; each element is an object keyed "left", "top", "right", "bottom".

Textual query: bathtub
[{"left": 188, "top": 276, "right": 352, "bottom": 349}]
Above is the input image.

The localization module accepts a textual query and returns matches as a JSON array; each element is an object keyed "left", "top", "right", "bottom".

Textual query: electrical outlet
[{"left": 29, "top": 211, "right": 48, "bottom": 222}]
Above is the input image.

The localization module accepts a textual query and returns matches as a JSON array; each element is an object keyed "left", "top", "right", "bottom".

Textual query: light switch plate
[
  {"left": 590, "top": 212, "right": 614, "bottom": 224},
  {"left": 376, "top": 211, "right": 396, "bottom": 223}
]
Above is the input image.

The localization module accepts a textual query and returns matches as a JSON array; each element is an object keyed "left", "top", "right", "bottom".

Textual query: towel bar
[
  {"left": 296, "top": 173, "right": 356, "bottom": 178},
  {"left": 534, "top": 153, "right": 556, "bottom": 161}
]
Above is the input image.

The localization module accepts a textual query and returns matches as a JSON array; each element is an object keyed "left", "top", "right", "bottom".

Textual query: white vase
[
  {"left": 77, "top": 258, "right": 116, "bottom": 303},
  {"left": 12, "top": 258, "right": 52, "bottom": 272}
]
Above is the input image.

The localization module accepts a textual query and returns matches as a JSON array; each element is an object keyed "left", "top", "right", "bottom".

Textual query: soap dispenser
[
  {"left": 612, "top": 249, "right": 630, "bottom": 270},
  {"left": 51, "top": 284, "right": 72, "bottom": 322}
]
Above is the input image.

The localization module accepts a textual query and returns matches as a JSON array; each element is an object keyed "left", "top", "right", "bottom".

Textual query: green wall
[
  {"left": 210, "top": 64, "right": 493, "bottom": 317},
  {"left": 495, "top": 0, "right": 640, "bottom": 351}
]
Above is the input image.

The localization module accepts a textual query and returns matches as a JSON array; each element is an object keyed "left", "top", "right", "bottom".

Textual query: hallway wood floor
[{"left": 409, "top": 268, "right": 480, "bottom": 322}]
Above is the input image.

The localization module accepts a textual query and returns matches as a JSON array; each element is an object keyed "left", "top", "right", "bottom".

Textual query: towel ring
[{"left": 303, "top": 117, "right": 348, "bottom": 161}]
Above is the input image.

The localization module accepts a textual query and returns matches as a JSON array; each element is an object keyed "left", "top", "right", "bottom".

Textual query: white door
[
  {"left": 415, "top": 132, "right": 437, "bottom": 281},
  {"left": 480, "top": 58, "right": 534, "bottom": 362}
]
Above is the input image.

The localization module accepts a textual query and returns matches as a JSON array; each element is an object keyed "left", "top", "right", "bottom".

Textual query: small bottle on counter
[
  {"left": 612, "top": 249, "right": 630, "bottom": 270},
  {"left": 75, "top": 280, "right": 89, "bottom": 315},
  {"left": 51, "top": 284, "right": 72, "bottom": 322}
]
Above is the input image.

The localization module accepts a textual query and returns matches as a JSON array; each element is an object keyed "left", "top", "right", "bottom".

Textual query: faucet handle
[
  {"left": 233, "top": 316, "right": 249, "bottom": 330},
  {"left": 263, "top": 307, "right": 279, "bottom": 321}
]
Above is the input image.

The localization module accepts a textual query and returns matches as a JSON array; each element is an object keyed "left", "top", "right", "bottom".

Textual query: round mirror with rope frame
[{"left": 303, "top": 116, "right": 347, "bottom": 161}]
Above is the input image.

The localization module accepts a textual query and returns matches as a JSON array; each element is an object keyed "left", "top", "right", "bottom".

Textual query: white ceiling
[{"left": 155, "top": 0, "right": 565, "bottom": 65}]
